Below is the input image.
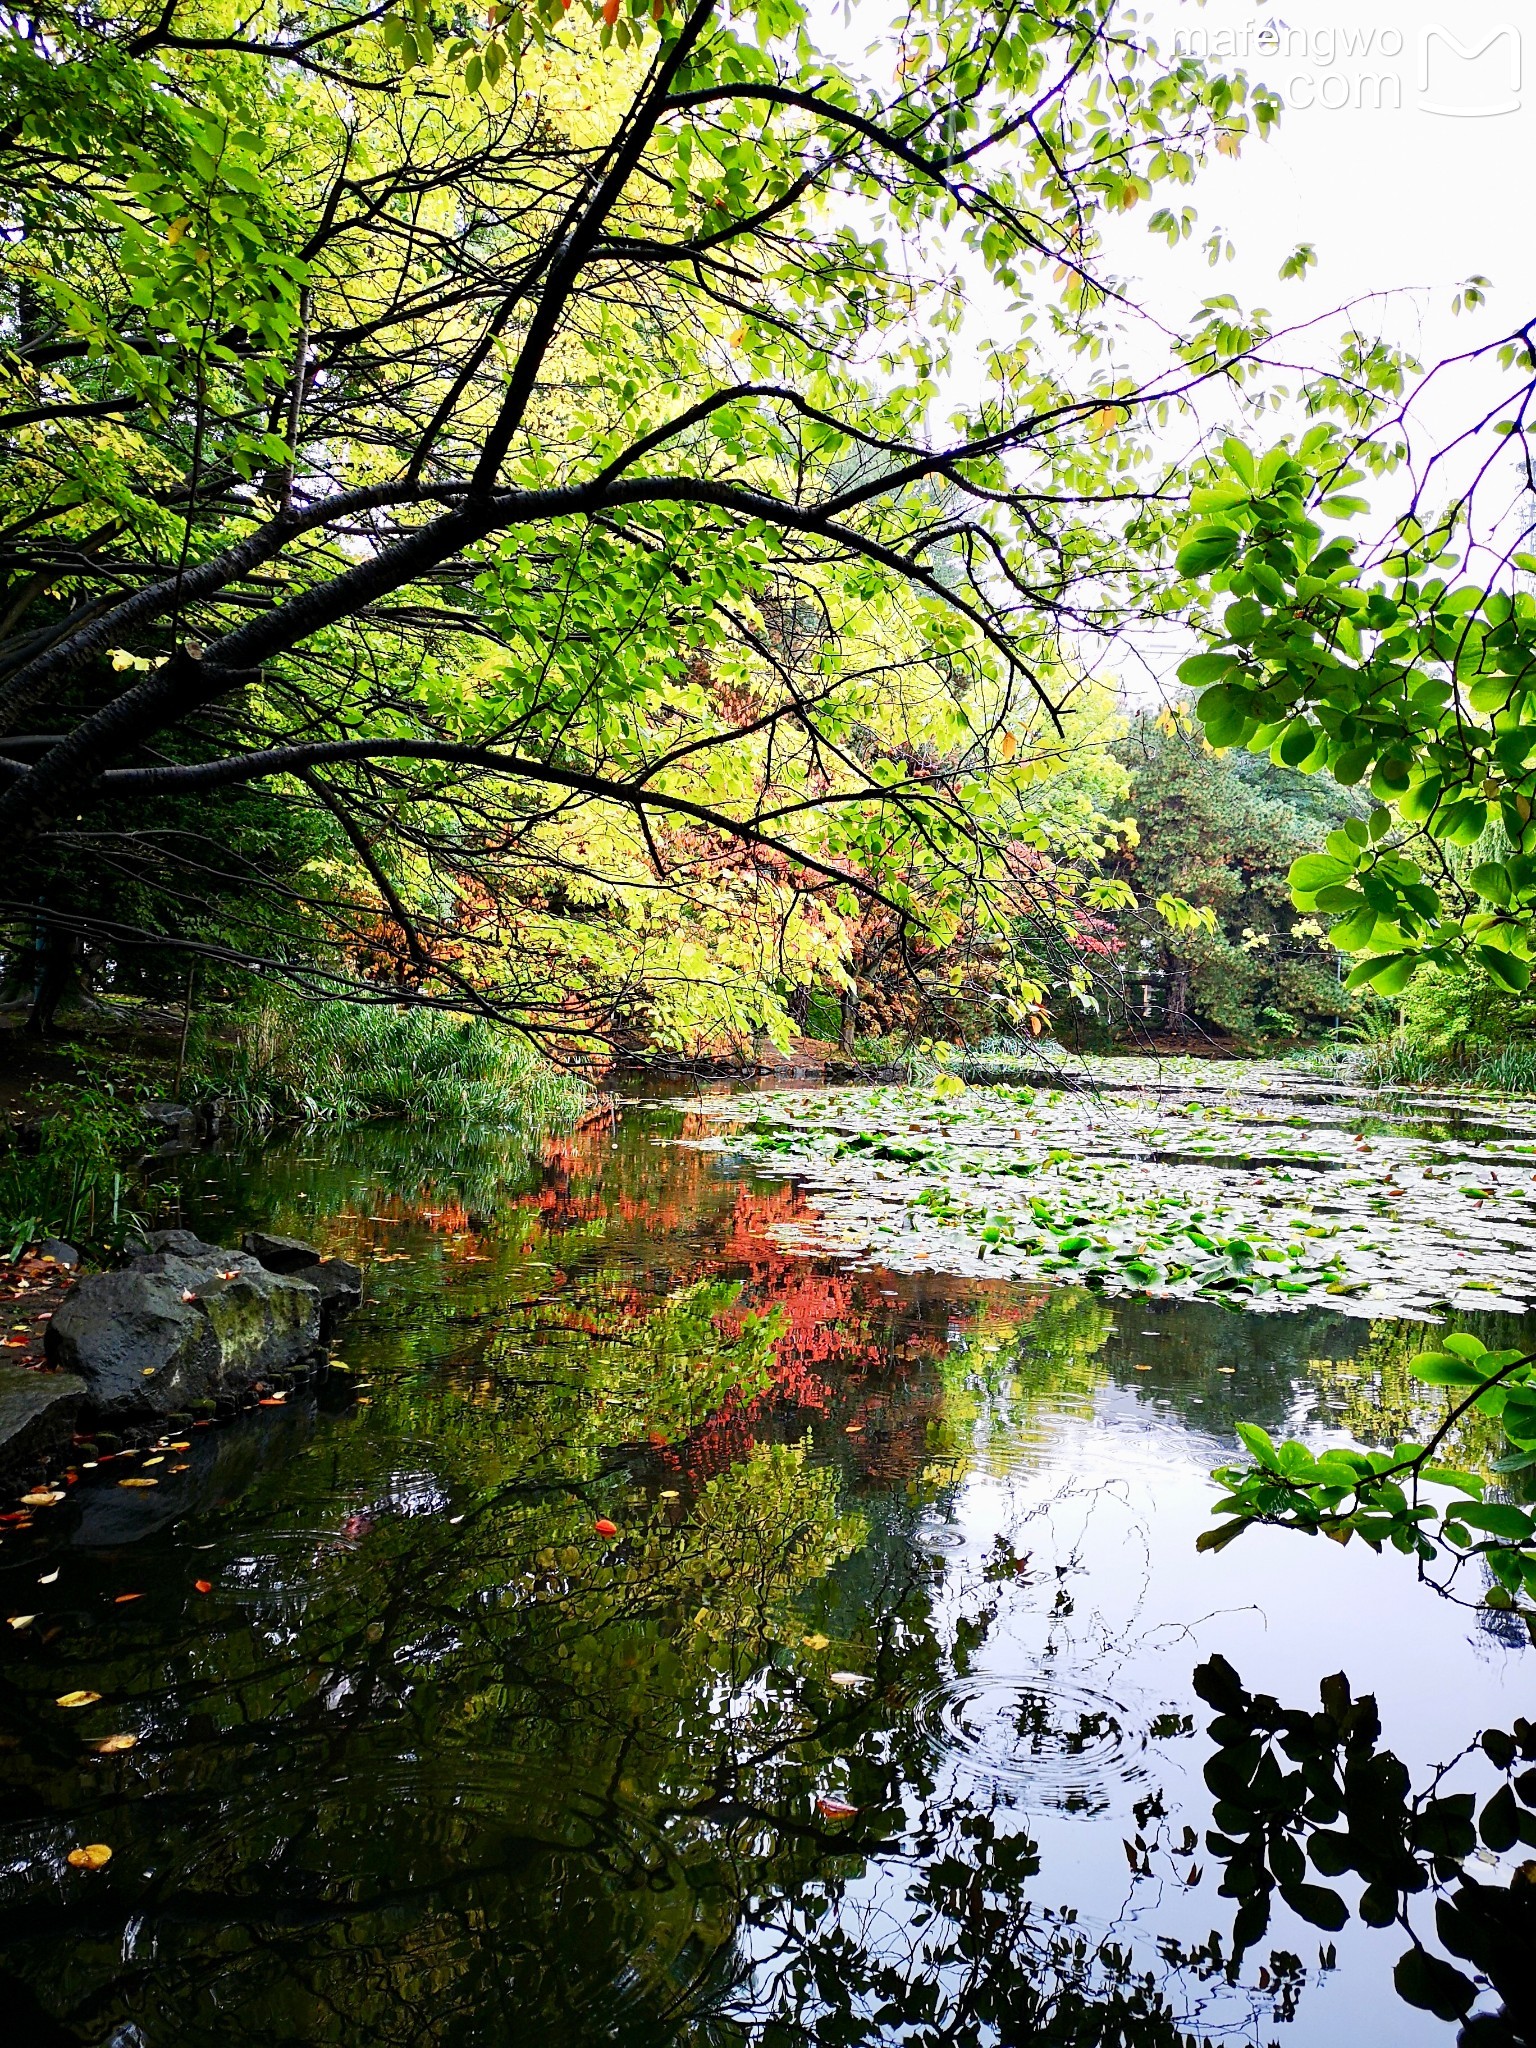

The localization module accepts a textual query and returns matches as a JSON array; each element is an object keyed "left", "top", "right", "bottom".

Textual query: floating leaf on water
[
  {"left": 87, "top": 1734, "right": 137, "bottom": 1754},
  {"left": 194, "top": 1580, "right": 212, "bottom": 1594},
  {"left": 65, "top": 1843, "right": 111, "bottom": 1870},
  {"left": 118, "top": 1478, "right": 157, "bottom": 1489},
  {"left": 37, "top": 1570, "right": 58, "bottom": 1585},
  {"left": 19, "top": 1490, "right": 62, "bottom": 1507},
  {"left": 594, "top": 1519, "right": 618, "bottom": 1537},
  {"left": 815, "top": 1797, "right": 858, "bottom": 1820},
  {"left": 801, "top": 1633, "right": 831, "bottom": 1651},
  {"left": 828, "top": 1671, "right": 869, "bottom": 1690},
  {"left": 7, "top": 1614, "right": 35, "bottom": 1630},
  {"left": 56, "top": 1691, "right": 101, "bottom": 1708}
]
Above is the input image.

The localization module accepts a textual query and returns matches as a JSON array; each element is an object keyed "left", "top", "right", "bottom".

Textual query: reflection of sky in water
[{"left": 0, "top": 1084, "right": 1527, "bottom": 2044}]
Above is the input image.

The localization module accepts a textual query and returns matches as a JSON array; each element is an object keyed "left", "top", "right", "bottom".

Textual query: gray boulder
[
  {"left": 242, "top": 1232, "right": 362, "bottom": 1338},
  {"left": 0, "top": 1365, "right": 86, "bottom": 1482},
  {"left": 289, "top": 1256, "right": 362, "bottom": 1339},
  {"left": 242, "top": 1230, "right": 322, "bottom": 1273},
  {"left": 47, "top": 1254, "right": 321, "bottom": 1422},
  {"left": 125, "top": 1227, "right": 222, "bottom": 1261}
]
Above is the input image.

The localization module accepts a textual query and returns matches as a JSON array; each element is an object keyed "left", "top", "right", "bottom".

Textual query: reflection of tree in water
[
  {"left": 45, "top": 1104, "right": 1527, "bottom": 2043},
  {"left": 1193, "top": 1656, "right": 1536, "bottom": 2047}
]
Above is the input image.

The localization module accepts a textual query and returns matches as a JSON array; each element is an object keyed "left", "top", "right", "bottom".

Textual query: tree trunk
[
  {"left": 26, "top": 924, "right": 83, "bottom": 1035},
  {"left": 1164, "top": 957, "right": 1190, "bottom": 1038},
  {"left": 839, "top": 987, "right": 860, "bottom": 1052}
]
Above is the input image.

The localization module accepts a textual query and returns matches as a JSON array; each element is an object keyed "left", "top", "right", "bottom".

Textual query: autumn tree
[{"left": 0, "top": 0, "right": 1288, "bottom": 1049}]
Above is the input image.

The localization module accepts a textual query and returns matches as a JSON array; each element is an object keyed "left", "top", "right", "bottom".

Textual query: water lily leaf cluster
[{"left": 701, "top": 1062, "right": 1536, "bottom": 1317}]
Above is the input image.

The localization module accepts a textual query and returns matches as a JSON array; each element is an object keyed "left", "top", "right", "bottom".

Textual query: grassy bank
[
  {"left": 1, "top": 1000, "right": 588, "bottom": 1255},
  {"left": 1359, "top": 1037, "right": 1536, "bottom": 1096},
  {"left": 188, "top": 998, "right": 587, "bottom": 1131}
]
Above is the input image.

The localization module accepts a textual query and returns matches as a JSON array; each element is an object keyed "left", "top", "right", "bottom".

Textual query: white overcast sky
[
  {"left": 831, "top": 0, "right": 1534, "bottom": 461},
  {"left": 1121, "top": 1, "right": 1533, "bottom": 384},
  {"left": 817, "top": 0, "right": 1536, "bottom": 695}
]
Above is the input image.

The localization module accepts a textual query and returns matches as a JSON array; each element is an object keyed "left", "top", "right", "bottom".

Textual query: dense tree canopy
[{"left": 0, "top": 0, "right": 1295, "bottom": 1051}]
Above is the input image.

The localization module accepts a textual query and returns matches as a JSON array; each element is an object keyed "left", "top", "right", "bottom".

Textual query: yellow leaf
[
  {"left": 1000, "top": 731, "right": 1017, "bottom": 760},
  {"left": 801, "top": 1632, "right": 830, "bottom": 1650},
  {"left": 87, "top": 1734, "right": 137, "bottom": 1754},
  {"left": 56, "top": 1690, "right": 102, "bottom": 1708},
  {"left": 118, "top": 1477, "right": 158, "bottom": 1488},
  {"left": 66, "top": 1843, "right": 112, "bottom": 1869},
  {"left": 20, "top": 1489, "right": 63, "bottom": 1506},
  {"left": 7, "top": 1615, "right": 35, "bottom": 1630}
]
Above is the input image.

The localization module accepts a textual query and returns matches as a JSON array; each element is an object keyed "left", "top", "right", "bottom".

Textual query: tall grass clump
[
  {"left": 191, "top": 998, "right": 588, "bottom": 1130},
  {"left": 0, "top": 1085, "right": 145, "bottom": 1257},
  {"left": 1358, "top": 962, "right": 1536, "bottom": 1097}
]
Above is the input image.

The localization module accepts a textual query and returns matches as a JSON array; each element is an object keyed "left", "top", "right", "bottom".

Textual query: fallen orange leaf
[
  {"left": 113, "top": 1593, "right": 142, "bottom": 1604},
  {"left": 194, "top": 1580, "right": 212, "bottom": 1594},
  {"left": 594, "top": 1518, "right": 618, "bottom": 1537},
  {"left": 816, "top": 1797, "right": 858, "bottom": 1820},
  {"left": 66, "top": 1843, "right": 112, "bottom": 1869}
]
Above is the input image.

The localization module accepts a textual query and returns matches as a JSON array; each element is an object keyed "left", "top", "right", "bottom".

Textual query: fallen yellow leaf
[
  {"left": 801, "top": 1633, "right": 831, "bottom": 1651},
  {"left": 20, "top": 1490, "right": 62, "bottom": 1507},
  {"left": 66, "top": 1843, "right": 112, "bottom": 1869},
  {"left": 56, "top": 1690, "right": 102, "bottom": 1708},
  {"left": 7, "top": 1615, "right": 35, "bottom": 1630},
  {"left": 86, "top": 1734, "right": 137, "bottom": 1754},
  {"left": 118, "top": 1477, "right": 158, "bottom": 1488}
]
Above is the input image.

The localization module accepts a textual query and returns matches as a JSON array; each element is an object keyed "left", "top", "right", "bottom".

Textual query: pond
[{"left": 0, "top": 1073, "right": 1532, "bottom": 2046}]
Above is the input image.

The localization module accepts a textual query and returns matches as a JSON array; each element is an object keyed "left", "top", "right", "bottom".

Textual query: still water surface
[{"left": 0, "top": 1083, "right": 1531, "bottom": 2045}]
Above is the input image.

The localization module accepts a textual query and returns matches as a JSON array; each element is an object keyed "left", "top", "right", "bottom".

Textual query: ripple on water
[{"left": 914, "top": 1675, "right": 1141, "bottom": 1811}]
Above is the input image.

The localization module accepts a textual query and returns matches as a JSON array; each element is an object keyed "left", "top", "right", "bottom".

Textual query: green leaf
[
  {"left": 1409, "top": 1353, "right": 1492, "bottom": 1388},
  {"left": 1176, "top": 527, "right": 1241, "bottom": 576},
  {"left": 1451, "top": 1500, "right": 1534, "bottom": 1541},
  {"left": 1475, "top": 946, "right": 1532, "bottom": 992},
  {"left": 1289, "top": 853, "right": 1351, "bottom": 894},
  {"left": 1393, "top": 1948, "right": 1476, "bottom": 2022},
  {"left": 1235, "top": 1421, "right": 1279, "bottom": 1467},
  {"left": 1179, "top": 652, "right": 1240, "bottom": 687}
]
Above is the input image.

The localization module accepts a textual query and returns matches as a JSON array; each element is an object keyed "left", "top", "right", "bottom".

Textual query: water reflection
[{"left": 0, "top": 1090, "right": 1528, "bottom": 2044}]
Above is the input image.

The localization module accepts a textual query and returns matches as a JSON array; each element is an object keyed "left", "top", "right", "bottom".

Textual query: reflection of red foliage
[{"left": 659, "top": 1185, "right": 935, "bottom": 1480}]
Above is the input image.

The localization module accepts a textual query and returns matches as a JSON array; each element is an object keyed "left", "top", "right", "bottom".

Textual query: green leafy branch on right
[
  {"left": 1202, "top": 1334, "right": 1536, "bottom": 1634},
  {"left": 1172, "top": 353, "right": 1536, "bottom": 996}
]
